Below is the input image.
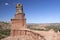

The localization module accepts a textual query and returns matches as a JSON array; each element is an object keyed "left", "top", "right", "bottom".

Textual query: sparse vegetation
[
  {"left": 0, "top": 29, "right": 10, "bottom": 39},
  {"left": 45, "top": 26, "right": 60, "bottom": 32},
  {"left": 27, "top": 23, "right": 60, "bottom": 32},
  {"left": 0, "top": 21, "right": 10, "bottom": 39}
]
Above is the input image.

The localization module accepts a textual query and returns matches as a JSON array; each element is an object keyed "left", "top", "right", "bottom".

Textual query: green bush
[
  {"left": 0, "top": 29, "right": 10, "bottom": 39},
  {"left": 45, "top": 26, "right": 60, "bottom": 32},
  {"left": 1, "top": 29, "right": 10, "bottom": 36}
]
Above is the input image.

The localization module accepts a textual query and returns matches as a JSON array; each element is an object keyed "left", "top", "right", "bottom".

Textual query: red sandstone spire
[{"left": 10, "top": 4, "right": 26, "bottom": 36}]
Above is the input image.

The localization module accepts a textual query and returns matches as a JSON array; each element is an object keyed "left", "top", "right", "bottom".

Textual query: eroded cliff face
[
  {"left": 1, "top": 29, "right": 60, "bottom": 40},
  {"left": 1, "top": 29, "right": 45, "bottom": 40}
]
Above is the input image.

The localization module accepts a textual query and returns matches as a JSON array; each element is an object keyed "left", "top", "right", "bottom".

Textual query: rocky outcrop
[
  {"left": 1, "top": 29, "right": 45, "bottom": 40},
  {"left": 1, "top": 29, "right": 60, "bottom": 40}
]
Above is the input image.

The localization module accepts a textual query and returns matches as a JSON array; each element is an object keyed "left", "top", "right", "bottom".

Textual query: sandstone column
[{"left": 10, "top": 4, "right": 26, "bottom": 36}]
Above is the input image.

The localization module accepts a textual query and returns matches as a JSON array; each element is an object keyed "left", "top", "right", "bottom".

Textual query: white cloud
[{"left": 5, "top": 3, "right": 9, "bottom": 5}]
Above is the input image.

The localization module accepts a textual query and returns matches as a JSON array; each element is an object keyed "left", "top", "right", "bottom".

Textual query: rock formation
[{"left": 1, "top": 4, "right": 60, "bottom": 40}]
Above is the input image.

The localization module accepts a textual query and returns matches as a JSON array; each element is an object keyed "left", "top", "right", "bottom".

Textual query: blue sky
[{"left": 0, "top": 0, "right": 60, "bottom": 23}]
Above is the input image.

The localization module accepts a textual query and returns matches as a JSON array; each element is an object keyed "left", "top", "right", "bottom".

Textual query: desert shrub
[
  {"left": 45, "top": 26, "right": 60, "bottom": 32},
  {"left": 1, "top": 29, "right": 10, "bottom": 36},
  {"left": 0, "top": 29, "right": 10, "bottom": 39}
]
